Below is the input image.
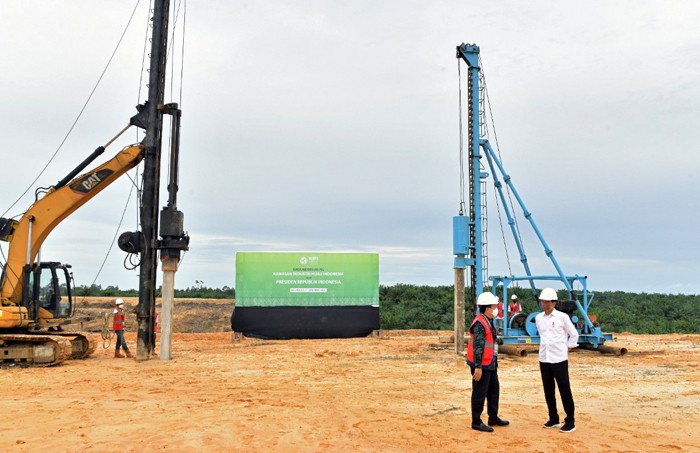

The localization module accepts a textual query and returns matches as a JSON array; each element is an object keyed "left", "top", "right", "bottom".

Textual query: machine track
[
  {"left": 0, "top": 334, "right": 73, "bottom": 367},
  {"left": 48, "top": 331, "right": 98, "bottom": 359}
]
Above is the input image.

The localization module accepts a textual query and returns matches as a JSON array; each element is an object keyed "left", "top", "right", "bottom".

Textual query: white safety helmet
[
  {"left": 476, "top": 292, "right": 498, "bottom": 306},
  {"left": 115, "top": 298, "right": 125, "bottom": 306},
  {"left": 538, "top": 288, "right": 558, "bottom": 301},
  {"left": 511, "top": 294, "right": 518, "bottom": 300}
]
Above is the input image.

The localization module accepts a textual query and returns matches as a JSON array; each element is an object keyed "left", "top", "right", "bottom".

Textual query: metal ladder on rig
[
  {"left": 481, "top": 180, "right": 488, "bottom": 289},
  {"left": 478, "top": 69, "right": 489, "bottom": 291}
]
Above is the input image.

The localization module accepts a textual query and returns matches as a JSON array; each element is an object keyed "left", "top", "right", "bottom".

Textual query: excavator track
[
  {"left": 0, "top": 334, "right": 73, "bottom": 367},
  {"left": 47, "top": 331, "right": 98, "bottom": 359}
]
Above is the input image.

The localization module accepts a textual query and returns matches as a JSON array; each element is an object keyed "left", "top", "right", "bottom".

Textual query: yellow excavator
[
  {"left": 2, "top": 1, "right": 188, "bottom": 364},
  {"left": 0, "top": 142, "right": 144, "bottom": 366}
]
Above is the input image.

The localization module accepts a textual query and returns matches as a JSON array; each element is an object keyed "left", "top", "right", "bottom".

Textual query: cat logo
[{"left": 69, "top": 169, "right": 114, "bottom": 194}]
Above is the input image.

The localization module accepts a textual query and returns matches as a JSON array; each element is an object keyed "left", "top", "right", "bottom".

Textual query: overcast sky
[{"left": 1, "top": 1, "right": 699, "bottom": 295}]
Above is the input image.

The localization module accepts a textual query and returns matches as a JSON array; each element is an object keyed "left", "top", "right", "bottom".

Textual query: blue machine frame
[{"left": 453, "top": 42, "right": 613, "bottom": 348}]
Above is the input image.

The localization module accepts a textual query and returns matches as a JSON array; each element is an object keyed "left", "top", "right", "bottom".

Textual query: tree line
[
  {"left": 75, "top": 283, "right": 700, "bottom": 334},
  {"left": 74, "top": 283, "right": 235, "bottom": 299},
  {"left": 379, "top": 285, "right": 700, "bottom": 334}
]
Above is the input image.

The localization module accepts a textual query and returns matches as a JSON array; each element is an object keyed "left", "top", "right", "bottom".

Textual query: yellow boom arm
[{"left": 0, "top": 144, "right": 144, "bottom": 304}]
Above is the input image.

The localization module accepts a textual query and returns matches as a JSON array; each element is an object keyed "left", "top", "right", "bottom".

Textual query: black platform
[{"left": 231, "top": 305, "right": 380, "bottom": 340}]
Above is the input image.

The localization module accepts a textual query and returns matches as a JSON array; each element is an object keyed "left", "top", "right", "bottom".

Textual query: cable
[
  {"left": 81, "top": 169, "right": 139, "bottom": 290},
  {"left": 479, "top": 56, "right": 527, "bottom": 277},
  {"left": 124, "top": 251, "right": 141, "bottom": 271},
  {"left": 1, "top": 1, "right": 143, "bottom": 220},
  {"left": 136, "top": 0, "right": 154, "bottom": 145},
  {"left": 101, "top": 312, "right": 113, "bottom": 349},
  {"left": 168, "top": 0, "right": 183, "bottom": 102},
  {"left": 494, "top": 191, "right": 513, "bottom": 276},
  {"left": 179, "top": 0, "right": 187, "bottom": 107}
]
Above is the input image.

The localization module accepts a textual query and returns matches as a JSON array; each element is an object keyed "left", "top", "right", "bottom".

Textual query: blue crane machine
[{"left": 452, "top": 43, "right": 624, "bottom": 355}]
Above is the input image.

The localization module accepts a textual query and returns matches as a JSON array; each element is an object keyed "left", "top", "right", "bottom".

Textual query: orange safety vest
[
  {"left": 466, "top": 314, "right": 496, "bottom": 367},
  {"left": 113, "top": 309, "right": 125, "bottom": 331}
]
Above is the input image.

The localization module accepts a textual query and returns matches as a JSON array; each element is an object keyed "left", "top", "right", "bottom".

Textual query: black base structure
[{"left": 231, "top": 306, "right": 380, "bottom": 340}]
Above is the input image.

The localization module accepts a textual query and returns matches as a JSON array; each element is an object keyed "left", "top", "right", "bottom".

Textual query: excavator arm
[{"left": 0, "top": 144, "right": 144, "bottom": 305}]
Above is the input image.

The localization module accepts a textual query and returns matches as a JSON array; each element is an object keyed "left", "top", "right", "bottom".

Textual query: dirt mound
[{"left": 71, "top": 296, "right": 234, "bottom": 333}]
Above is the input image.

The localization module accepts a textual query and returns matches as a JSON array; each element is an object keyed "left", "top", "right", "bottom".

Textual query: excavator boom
[{"left": 1, "top": 144, "right": 143, "bottom": 304}]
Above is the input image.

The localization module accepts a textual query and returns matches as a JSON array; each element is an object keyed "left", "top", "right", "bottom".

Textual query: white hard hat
[
  {"left": 538, "top": 288, "right": 558, "bottom": 301},
  {"left": 115, "top": 298, "right": 125, "bottom": 306},
  {"left": 476, "top": 292, "right": 498, "bottom": 306},
  {"left": 511, "top": 294, "right": 518, "bottom": 300}
]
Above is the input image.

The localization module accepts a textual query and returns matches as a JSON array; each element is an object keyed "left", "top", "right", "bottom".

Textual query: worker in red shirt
[
  {"left": 113, "top": 299, "right": 133, "bottom": 358},
  {"left": 495, "top": 298, "right": 504, "bottom": 332}
]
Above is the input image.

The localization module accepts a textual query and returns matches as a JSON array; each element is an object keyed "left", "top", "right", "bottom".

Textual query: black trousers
[
  {"left": 469, "top": 366, "right": 500, "bottom": 424},
  {"left": 539, "top": 360, "right": 575, "bottom": 425}
]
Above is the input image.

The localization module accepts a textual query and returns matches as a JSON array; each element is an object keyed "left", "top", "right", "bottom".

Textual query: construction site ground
[{"left": 1, "top": 297, "right": 699, "bottom": 452}]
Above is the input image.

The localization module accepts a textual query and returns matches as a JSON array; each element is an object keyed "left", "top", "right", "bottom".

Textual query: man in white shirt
[{"left": 535, "top": 288, "right": 579, "bottom": 433}]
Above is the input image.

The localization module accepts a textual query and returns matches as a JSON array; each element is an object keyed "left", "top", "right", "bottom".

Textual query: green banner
[{"left": 235, "top": 252, "right": 379, "bottom": 307}]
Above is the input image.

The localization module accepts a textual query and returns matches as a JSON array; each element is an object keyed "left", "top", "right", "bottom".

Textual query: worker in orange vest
[
  {"left": 466, "top": 292, "right": 509, "bottom": 432},
  {"left": 113, "top": 299, "right": 133, "bottom": 358},
  {"left": 508, "top": 295, "right": 522, "bottom": 316}
]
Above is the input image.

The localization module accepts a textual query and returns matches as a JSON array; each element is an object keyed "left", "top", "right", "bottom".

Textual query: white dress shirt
[{"left": 535, "top": 309, "right": 579, "bottom": 363}]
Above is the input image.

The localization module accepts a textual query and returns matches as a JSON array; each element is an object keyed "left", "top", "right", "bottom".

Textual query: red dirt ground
[{"left": 2, "top": 329, "right": 699, "bottom": 452}]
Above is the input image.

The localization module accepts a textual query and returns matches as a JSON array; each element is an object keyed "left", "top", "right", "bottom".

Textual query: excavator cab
[
  {"left": 0, "top": 260, "right": 94, "bottom": 364},
  {"left": 24, "top": 262, "right": 74, "bottom": 322}
]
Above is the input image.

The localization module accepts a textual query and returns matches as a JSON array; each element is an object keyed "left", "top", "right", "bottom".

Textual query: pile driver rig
[{"left": 452, "top": 43, "right": 624, "bottom": 355}]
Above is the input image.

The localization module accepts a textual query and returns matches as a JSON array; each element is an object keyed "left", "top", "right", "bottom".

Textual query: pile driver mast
[
  {"left": 452, "top": 43, "right": 622, "bottom": 355},
  {"left": 119, "top": 0, "right": 189, "bottom": 360}
]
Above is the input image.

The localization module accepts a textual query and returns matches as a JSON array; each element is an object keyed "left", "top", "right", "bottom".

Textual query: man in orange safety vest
[{"left": 466, "top": 292, "right": 509, "bottom": 432}]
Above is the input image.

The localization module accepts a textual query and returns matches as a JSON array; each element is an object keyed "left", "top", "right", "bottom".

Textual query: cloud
[{"left": 2, "top": 1, "right": 699, "bottom": 293}]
